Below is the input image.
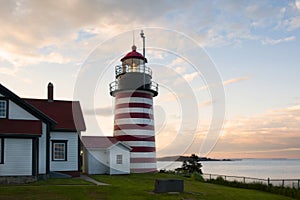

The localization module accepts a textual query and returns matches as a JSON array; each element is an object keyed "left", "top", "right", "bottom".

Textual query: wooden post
[
  {"left": 243, "top": 177, "right": 245, "bottom": 184},
  {"left": 298, "top": 179, "right": 300, "bottom": 189},
  {"left": 267, "top": 178, "right": 270, "bottom": 186},
  {"left": 282, "top": 180, "right": 284, "bottom": 187},
  {"left": 209, "top": 174, "right": 211, "bottom": 180}
]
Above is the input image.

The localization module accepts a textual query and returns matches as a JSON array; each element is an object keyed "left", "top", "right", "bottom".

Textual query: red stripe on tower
[
  {"left": 114, "top": 112, "right": 153, "bottom": 119},
  {"left": 114, "top": 124, "right": 154, "bottom": 131},
  {"left": 115, "top": 103, "right": 153, "bottom": 109},
  {"left": 130, "top": 157, "right": 157, "bottom": 163},
  {"left": 116, "top": 135, "right": 155, "bottom": 142},
  {"left": 130, "top": 146, "right": 156, "bottom": 152}
]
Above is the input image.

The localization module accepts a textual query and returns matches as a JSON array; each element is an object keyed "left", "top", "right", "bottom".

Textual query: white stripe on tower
[
  {"left": 113, "top": 91, "right": 156, "bottom": 173},
  {"left": 115, "top": 107, "right": 153, "bottom": 115},
  {"left": 114, "top": 118, "right": 154, "bottom": 126},
  {"left": 115, "top": 97, "right": 153, "bottom": 105},
  {"left": 131, "top": 152, "right": 156, "bottom": 158},
  {"left": 114, "top": 130, "right": 154, "bottom": 136}
]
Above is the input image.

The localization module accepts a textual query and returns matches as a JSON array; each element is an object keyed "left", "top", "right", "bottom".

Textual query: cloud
[
  {"left": 157, "top": 91, "right": 182, "bottom": 103},
  {"left": 198, "top": 100, "right": 214, "bottom": 108},
  {"left": 0, "top": 0, "right": 298, "bottom": 74},
  {"left": 84, "top": 106, "right": 113, "bottom": 116},
  {"left": 287, "top": 104, "right": 300, "bottom": 111},
  {"left": 198, "top": 76, "right": 250, "bottom": 91},
  {"left": 296, "top": 0, "right": 300, "bottom": 10},
  {"left": 287, "top": 16, "right": 300, "bottom": 30},
  {"left": 183, "top": 72, "right": 199, "bottom": 82},
  {"left": 223, "top": 76, "right": 250, "bottom": 85},
  {"left": 211, "top": 104, "right": 300, "bottom": 158},
  {"left": 262, "top": 36, "right": 296, "bottom": 45},
  {"left": 169, "top": 57, "right": 186, "bottom": 67}
]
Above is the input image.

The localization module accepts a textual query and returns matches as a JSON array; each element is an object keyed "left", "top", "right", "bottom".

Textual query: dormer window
[{"left": 0, "top": 99, "right": 7, "bottom": 118}]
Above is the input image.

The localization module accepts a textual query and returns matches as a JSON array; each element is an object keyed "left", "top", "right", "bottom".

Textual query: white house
[
  {"left": 0, "top": 83, "right": 85, "bottom": 183},
  {"left": 81, "top": 136, "right": 131, "bottom": 175}
]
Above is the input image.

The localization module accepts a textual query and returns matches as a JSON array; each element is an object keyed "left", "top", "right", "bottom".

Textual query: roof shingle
[{"left": 24, "top": 99, "right": 86, "bottom": 132}]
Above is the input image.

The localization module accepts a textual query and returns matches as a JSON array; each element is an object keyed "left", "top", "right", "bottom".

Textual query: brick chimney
[{"left": 48, "top": 82, "right": 53, "bottom": 102}]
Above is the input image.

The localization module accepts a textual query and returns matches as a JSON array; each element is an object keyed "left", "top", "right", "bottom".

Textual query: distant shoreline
[{"left": 157, "top": 155, "right": 241, "bottom": 162}]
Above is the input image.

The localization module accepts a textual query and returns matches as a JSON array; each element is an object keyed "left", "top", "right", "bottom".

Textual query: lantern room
[{"left": 109, "top": 45, "right": 158, "bottom": 97}]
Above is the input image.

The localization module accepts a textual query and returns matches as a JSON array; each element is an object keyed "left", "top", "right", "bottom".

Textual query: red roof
[
  {"left": 24, "top": 99, "right": 86, "bottom": 132},
  {"left": 0, "top": 119, "right": 42, "bottom": 136},
  {"left": 81, "top": 136, "right": 120, "bottom": 149},
  {"left": 120, "top": 45, "right": 147, "bottom": 63}
]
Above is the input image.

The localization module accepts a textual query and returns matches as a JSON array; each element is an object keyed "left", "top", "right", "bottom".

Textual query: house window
[
  {"left": 0, "top": 138, "right": 4, "bottom": 164},
  {"left": 0, "top": 100, "right": 7, "bottom": 118},
  {"left": 116, "top": 154, "right": 123, "bottom": 164},
  {"left": 52, "top": 140, "right": 67, "bottom": 161}
]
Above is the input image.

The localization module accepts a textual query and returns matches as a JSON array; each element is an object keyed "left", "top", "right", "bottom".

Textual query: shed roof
[{"left": 81, "top": 136, "right": 131, "bottom": 150}]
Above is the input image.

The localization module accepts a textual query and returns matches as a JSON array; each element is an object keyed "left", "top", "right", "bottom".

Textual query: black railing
[
  {"left": 109, "top": 81, "right": 159, "bottom": 94},
  {"left": 202, "top": 173, "right": 300, "bottom": 189}
]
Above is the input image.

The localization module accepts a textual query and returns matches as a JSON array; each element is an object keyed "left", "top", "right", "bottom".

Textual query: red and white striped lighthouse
[{"left": 109, "top": 32, "right": 158, "bottom": 173}]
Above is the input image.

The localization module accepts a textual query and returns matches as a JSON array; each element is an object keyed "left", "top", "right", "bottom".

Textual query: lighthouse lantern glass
[{"left": 123, "top": 58, "right": 144, "bottom": 73}]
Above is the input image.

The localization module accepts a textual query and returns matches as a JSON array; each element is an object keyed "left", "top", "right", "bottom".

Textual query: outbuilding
[{"left": 81, "top": 136, "right": 131, "bottom": 175}]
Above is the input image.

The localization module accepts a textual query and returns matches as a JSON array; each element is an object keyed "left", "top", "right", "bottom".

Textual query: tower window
[
  {"left": 116, "top": 154, "right": 123, "bottom": 164},
  {"left": 0, "top": 100, "right": 7, "bottom": 118}
]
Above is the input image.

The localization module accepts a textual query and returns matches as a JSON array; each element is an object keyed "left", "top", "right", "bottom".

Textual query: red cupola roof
[{"left": 121, "top": 45, "right": 147, "bottom": 63}]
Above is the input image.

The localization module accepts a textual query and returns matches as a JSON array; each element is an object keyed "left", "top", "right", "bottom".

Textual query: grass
[
  {"left": 0, "top": 173, "right": 296, "bottom": 200},
  {"left": 31, "top": 177, "right": 94, "bottom": 185},
  {"left": 206, "top": 176, "right": 300, "bottom": 199}
]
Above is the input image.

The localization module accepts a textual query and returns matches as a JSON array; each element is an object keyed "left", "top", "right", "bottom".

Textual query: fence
[{"left": 202, "top": 173, "right": 300, "bottom": 189}]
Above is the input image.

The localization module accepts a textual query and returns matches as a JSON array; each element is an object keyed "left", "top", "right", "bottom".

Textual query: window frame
[
  {"left": 52, "top": 140, "right": 68, "bottom": 161},
  {"left": 116, "top": 154, "right": 123, "bottom": 164},
  {"left": 0, "top": 98, "right": 8, "bottom": 119}
]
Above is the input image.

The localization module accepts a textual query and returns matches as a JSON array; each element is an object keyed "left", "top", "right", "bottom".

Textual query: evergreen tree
[{"left": 175, "top": 154, "right": 203, "bottom": 175}]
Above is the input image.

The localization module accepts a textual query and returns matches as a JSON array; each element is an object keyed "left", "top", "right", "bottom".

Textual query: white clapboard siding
[
  {"left": 109, "top": 144, "right": 131, "bottom": 175},
  {"left": 85, "top": 149, "right": 108, "bottom": 174},
  {"left": 8, "top": 100, "right": 37, "bottom": 120},
  {"left": 0, "top": 138, "right": 32, "bottom": 176},
  {"left": 50, "top": 132, "right": 79, "bottom": 171}
]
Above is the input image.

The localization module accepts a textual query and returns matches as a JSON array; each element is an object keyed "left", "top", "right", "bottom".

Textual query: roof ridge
[
  {"left": 0, "top": 84, "right": 57, "bottom": 125},
  {"left": 23, "top": 98, "right": 79, "bottom": 103}
]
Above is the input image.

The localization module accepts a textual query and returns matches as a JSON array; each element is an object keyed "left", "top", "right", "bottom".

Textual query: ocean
[{"left": 157, "top": 159, "right": 300, "bottom": 179}]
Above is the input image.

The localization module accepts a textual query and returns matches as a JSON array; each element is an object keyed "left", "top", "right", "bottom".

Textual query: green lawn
[{"left": 0, "top": 173, "right": 296, "bottom": 200}]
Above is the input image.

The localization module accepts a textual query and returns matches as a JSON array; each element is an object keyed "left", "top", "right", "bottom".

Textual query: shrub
[{"left": 191, "top": 172, "right": 204, "bottom": 182}]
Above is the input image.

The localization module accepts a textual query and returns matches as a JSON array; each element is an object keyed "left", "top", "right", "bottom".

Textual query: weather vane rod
[
  {"left": 140, "top": 30, "right": 145, "bottom": 58},
  {"left": 132, "top": 30, "right": 135, "bottom": 45}
]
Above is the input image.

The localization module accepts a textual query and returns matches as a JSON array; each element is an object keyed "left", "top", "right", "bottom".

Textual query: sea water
[{"left": 157, "top": 159, "right": 300, "bottom": 179}]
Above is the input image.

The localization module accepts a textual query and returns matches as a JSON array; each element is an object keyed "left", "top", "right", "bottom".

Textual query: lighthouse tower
[{"left": 109, "top": 32, "right": 158, "bottom": 173}]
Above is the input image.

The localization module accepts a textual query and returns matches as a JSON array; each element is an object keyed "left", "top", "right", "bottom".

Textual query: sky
[{"left": 0, "top": 0, "right": 300, "bottom": 159}]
